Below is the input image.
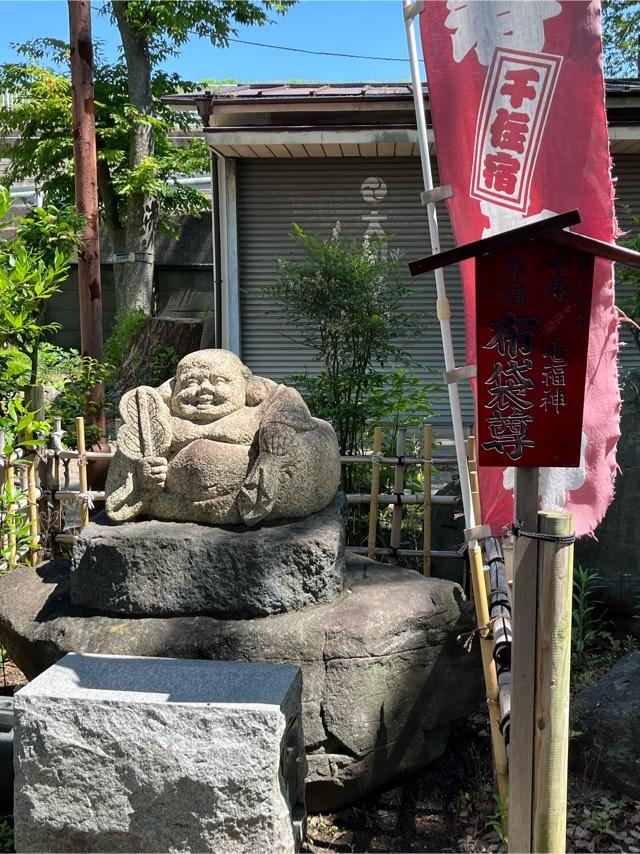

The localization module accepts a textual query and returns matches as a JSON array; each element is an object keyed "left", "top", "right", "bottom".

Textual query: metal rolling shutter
[{"left": 237, "top": 157, "right": 473, "bottom": 424}]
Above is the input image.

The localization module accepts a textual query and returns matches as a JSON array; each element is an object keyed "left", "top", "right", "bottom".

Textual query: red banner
[{"left": 420, "top": 1, "right": 619, "bottom": 535}]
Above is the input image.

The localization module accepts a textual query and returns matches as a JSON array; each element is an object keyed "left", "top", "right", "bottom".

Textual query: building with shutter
[
  {"left": 46, "top": 81, "right": 640, "bottom": 424},
  {"left": 164, "top": 81, "right": 640, "bottom": 424}
]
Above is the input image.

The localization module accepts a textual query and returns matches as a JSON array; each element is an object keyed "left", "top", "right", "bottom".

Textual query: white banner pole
[{"left": 403, "top": 1, "right": 477, "bottom": 537}]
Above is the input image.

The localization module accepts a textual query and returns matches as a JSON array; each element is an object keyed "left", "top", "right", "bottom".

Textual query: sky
[{"left": 0, "top": 0, "right": 417, "bottom": 85}]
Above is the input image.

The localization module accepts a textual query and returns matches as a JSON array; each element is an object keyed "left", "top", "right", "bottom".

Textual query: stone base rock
[
  {"left": 571, "top": 651, "right": 640, "bottom": 798},
  {"left": 0, "top": 557, "right": 482, "bottom": 811},
  {"left": 71, "top": 494, "right": 347, "bottom": 618},
  {"left": 14, "top": 654, "right": 305, "bottom": 853}
]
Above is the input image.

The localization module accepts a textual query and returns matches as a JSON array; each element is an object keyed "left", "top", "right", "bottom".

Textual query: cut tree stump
[{"left": 110, "top": 317, "right": 203, "bottom": 399}]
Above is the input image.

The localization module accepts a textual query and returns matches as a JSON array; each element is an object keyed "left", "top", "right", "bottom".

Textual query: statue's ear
[
  {"left": 246, "top": 375, "right": 276, "bottom": 406},
  {"left": 157, "top": 378, "right": 175, "bottom": 404}
]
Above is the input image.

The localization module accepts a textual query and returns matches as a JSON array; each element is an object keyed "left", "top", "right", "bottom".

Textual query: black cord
[{"left": 505, "top": 522, "right": 576, "bottom": 545}]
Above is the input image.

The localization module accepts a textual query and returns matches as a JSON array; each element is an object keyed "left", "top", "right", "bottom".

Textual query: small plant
[
  {"left": 0, "top": 818, "right": 13, "bottom": 853},
  {"left": 486, "top": 793, "right": 508, "bottom": 846},
  {"left": 51, "top": 357, "right": 113, "bottom": 449},
  {"left": 267, "top": 223, "right": 440, "bottom": 457},
  {"left": 572, "top": 565, "right": 609, "bottom": 665},
  {"left": 150, "top": 345, "right": 178, "bottom": 385},
  {"left": 587, "top": 797, "right": 625, "bottom": 835},
  {"left": 103, "top": 309, "right": 147, "bottom": 369}
]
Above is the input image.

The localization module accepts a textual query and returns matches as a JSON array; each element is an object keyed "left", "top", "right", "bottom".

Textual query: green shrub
[{"left": 103, "top": 309, "right": 147, "bottom": 370}]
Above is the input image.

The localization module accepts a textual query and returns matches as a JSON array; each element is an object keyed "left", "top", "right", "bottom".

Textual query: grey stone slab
[
  {"left": 14, "top": 653, "right": 305, "bottom": 853},
  {"left": 0, "top": 557, "right": 482, "bottom": 811},
  {"left": 71, "top": 494, "right": 347, "bottom": 618}
]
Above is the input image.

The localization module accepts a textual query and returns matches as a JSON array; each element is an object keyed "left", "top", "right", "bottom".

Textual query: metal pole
[
  {"left": 68, "top": 0, "right": 104, "bottom": 424},
  {"left": 403, "top": 3, "right": 476, "bottom": 538}
]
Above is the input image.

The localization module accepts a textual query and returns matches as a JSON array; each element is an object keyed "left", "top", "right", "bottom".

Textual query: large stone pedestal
[
  {"left": 14, "top": 653, "right": 305, "bottom": 853},
  {"left": 0, "top": 558, "right": 482, "bottom": 810},
  {"left": 71, "top": 495, "right": 347, "bottom": 618}
]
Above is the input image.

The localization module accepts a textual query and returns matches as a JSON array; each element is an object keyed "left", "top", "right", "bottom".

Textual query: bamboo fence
[{"left": 1, "top": 418, "right": 465, "bottom": 570}]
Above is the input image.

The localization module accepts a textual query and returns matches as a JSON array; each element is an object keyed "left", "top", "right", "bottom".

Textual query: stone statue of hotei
[{"left": 105, "top": 349, "right": 341, "bottom": 527}]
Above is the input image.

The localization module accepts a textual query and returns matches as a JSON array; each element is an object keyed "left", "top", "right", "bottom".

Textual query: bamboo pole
[
  {"left": 367, "top": 426, "right": 383, "bottom": 560},
  {"left": 348, "top": 493, "right": 458, "bottom": 506},
  {"left": 469, "top": 543, "right": 510, "bottom": 806},
  {"left": 467, "top": 435, "right": 482, "bottom": 526},
  {"left": 26, "top": 457, "right": 39, "bottom": 567},
  {"left": 50, "top": 417, "right": 64, "bottom": 537},
  {"left": 76, "top": 417, "right": 90, "bottom": 529},
  {"left": 389, "top": 426, "right": 407, "bottom": 565},
  {"left": 349, "top": 545, "right": 460, "bottom": 559},
  {"left": 532, "top": 511, "right": 574, "bottom": 854},
  {"left": 422, "top": 424, "right": 433, "bottom": 576},
  {"left": 6, "top": 462, "right": 16, "bottom": 568}
]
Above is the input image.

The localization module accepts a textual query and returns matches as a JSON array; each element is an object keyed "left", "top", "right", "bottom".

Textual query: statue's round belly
[{"left": 165, "top": 439, "right": 252, "bottom": 499}]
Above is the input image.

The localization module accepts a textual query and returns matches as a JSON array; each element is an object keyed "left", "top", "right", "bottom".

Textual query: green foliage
[
  {"left": 0, "top": 41, "right": 211, "bottom": 234},
  {"left": 602, "top": 1, "right": 640, "bottom": 78},
  {"left": 103, "top": 309, "right": 147, "bottom": 369},
  {"left": 572, "top": 565, "right": 610, "bottom": 665},
  {"left": 587, "top": 797, "right": 626, "bottom": 836},
  {"left": 0, "top": 187, "right": 82, "bottom": 387},
  {"left": 0, "top": 818, "right": 13, "bottom": 852},
  {"left": 50, "top": 357, "right": 114, "bottom": 450},
  {"left": 267, "top": 223, "right": 438, "bottom": 455},
  {"left": 0, "top": 397, "right": 49, "bottom": 454},
  {"left": 150, "top": 345, "right": 179, "bottom": 385},
  {"left": 486, "top": 793, "right": 508, "bottom": 846},
  {"left": 107, "top": 1, "right": 295, "bottom": 63},
  {"left": 618, "top": 208, "right": 640, "bottom": 352}
]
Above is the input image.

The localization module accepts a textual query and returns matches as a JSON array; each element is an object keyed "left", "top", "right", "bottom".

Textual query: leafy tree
[
  {"left": 0, "top": 0, "right": 294, "bottom": 314},
  {"left": 602, "top": 1, "right": 640, "bottom": 77}
]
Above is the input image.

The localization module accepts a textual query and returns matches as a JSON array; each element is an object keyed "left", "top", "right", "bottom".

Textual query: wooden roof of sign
[{"left": 409, "top": 210, "right": 640, "bottom": 277}]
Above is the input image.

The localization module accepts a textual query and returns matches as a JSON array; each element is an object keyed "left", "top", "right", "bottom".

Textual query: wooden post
[
  {"left": 389, "top": 426, "right": 407, "bottom": 565},
  {"left": 532, "top": 511, "right": 574, "bottom": 854},
  {"left": 26, "top": 458, "right": 39, "bottom": 567},
  {"left": 469, "top": 543, "right": 510, "bottom": 805},
  {"left": 509, "top": 468, "right": 540, "bottom": 853},
  {"left": 68, "top": 0, "right": 104, "bottom": 429},
  {"left": 76, "top": 417, "right": 90, "bottom": 529},
  {"left": 367, "top": 427, "right": 382, "bottom": 560},
  {"left": 422, "top": 424, "right": 433, "bottom": 576}
]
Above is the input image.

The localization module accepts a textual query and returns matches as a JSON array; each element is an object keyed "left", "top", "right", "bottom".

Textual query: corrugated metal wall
[{"left": 237, "top": 154, "right": 640, "bottom": 424}]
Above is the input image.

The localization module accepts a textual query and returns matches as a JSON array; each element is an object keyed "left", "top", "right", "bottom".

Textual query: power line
[{"left": 225, "top": 36, "right": 413, "bottom": 62}]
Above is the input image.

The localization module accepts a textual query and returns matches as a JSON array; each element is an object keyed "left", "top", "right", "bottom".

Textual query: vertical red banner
[{"left": 420, "top": 1, "right": 619, "bottom": 535}]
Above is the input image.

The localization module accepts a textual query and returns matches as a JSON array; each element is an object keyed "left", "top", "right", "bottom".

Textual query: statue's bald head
[{"left": 171, "top": 349, "right": 252, "bottom": 423}]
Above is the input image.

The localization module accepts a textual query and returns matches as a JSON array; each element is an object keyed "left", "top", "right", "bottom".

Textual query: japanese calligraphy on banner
[
  {"left": 419, "top": 1, "right": 619, "bottom": 535},
  {"left": 476, "top": 241, "right": 594, "bottom": 468}
]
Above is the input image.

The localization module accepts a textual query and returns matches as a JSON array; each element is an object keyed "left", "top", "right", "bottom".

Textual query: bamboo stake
[
  {"left": 76, "top": 416, "right": 89, "bottom": 529},
  {"left": 51, "top": 417, "right": 64, "bottom": 537},
  {"left": 26, "top": 456, "right": 39, "bottom": 567},
  {"left": 6, "top": 462, "right": 16, "bottom": 568},
  {"left": 389, "top": 426, "right": 407, "bottom": 565},
  {"left": 469, "top": 543, "right": 510, "bottom": 806},
  {"left": 367, "top": 427, "right": 383, "bottom": 560},
  {"left": 422, "top": 424, "right": 433, "bottom": 576},
  {"left": 467, "top": 435, "right": 482, "bottom": 525},
  {"left": 532, "top": 511, "right": 574, "bottom": 854}
]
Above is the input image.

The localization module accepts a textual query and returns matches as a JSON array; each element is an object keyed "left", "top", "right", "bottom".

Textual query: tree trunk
[
  {"left": 110, "top": 317, "right": 203, "bottom": 399},
  {"left": 111, "top": 0, "right": 158, "bottom": 316}
]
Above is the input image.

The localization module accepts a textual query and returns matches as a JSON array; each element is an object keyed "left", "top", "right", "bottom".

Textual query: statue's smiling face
[{"left": 171, "top": 354, "right": 248, "bottom": 423}]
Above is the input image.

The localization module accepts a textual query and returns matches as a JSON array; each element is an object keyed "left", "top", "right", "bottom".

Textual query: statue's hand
[
  {"left": 259, "top": 423, "right": 296, "bottom": 456},
  {"left": 237, "top": 456, "right": 279, "bottom": 525},
  {"left": 137, "top": 456, "right": 168, "bottom": 491}
]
